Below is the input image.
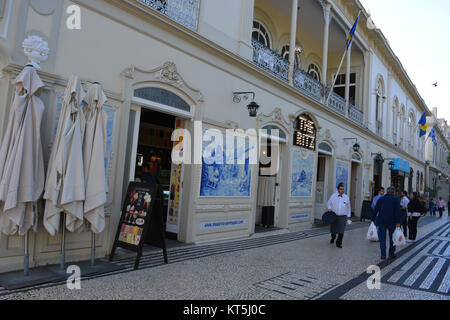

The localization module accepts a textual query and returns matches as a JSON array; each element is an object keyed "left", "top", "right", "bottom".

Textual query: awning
[{"left": 392, "top": 158, "right": 410, "bottom": 173}]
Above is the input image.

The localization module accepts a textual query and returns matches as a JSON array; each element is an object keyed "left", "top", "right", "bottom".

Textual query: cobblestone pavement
[{"left": 1, "top": 214, "right": 449, "bottom": 300}]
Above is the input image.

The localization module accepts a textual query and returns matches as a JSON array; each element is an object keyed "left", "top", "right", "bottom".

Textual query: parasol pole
[
  {"left": 24, "top": 230, "right": 29, "bottom": 276},
  {"left": 90, "top": 231, "right": 96, "bottom": 266},
  {"left": 60, "top": 213, "right": 66, "bottom": 270}
]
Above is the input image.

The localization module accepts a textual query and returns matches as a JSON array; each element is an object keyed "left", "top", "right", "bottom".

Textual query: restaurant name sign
[{"left": 293, "top": 115, "right": 316, "bottom": 151}]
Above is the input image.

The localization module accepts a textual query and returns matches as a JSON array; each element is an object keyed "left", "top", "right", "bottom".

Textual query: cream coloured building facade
[{"left": 0, "top": 0, "right": 448, "bottom": 272}]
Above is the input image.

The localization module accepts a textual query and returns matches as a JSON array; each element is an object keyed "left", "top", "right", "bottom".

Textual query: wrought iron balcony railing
[
  {"left": 349, "top": 103, "right": 363, "bottom": 125},
  {"left": 138, "top": 0, "right": 200, "bottom": 30},
  {"left": 293, "top": 67, "right": 323, "bottom": 101},
  {"left": 327, "top": 91, "right": 346, "bottom": 116},
  {"left": 252, "top": 40, "right": 289, "bottom": 81}
]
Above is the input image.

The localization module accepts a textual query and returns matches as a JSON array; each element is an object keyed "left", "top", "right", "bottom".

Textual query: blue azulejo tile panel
[
  {"left": 200, "top": 130, "right": 254, "bottom": 197},
  {"left": 336, "top": 160, "right": 349, "bottom": 194},
  {"left": 291, "top": 151, "right": 314, "bottom": 198}
]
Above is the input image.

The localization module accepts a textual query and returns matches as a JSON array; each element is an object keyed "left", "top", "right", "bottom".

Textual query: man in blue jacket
[{"left": 374, "top": 186, "right": 402, "bottom": 260}]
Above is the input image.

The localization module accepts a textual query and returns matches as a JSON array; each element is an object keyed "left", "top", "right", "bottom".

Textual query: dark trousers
[
  {"left": 438, "top": 208, "right": 444, "bottom": 218},
  {"left": 331, "top": 233, "right": 344, "bottom": 246},
  {"left": 408, "top": 216, "right": 420, "bottom": 240},
  {"left": 400, "top": 209, "right": 408, "bottom": 238},
  {"left": 377, "top": 224, "right": 396, "bottom": 258}
]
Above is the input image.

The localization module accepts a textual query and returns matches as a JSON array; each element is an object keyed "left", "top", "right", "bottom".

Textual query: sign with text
[{"left": 293, "top": 115, "right": 316, "bottom": 150}]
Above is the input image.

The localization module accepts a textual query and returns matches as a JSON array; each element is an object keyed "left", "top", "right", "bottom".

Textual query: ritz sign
[{"left": 293, "top": 115, "right": 316, "bottom": 151}]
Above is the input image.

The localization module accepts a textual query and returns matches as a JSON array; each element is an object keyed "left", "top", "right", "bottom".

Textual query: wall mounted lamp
[
  {"left": 344, "top": 138, "right": 360, "bottom": 153},
  {"left": 233, "top": 92, "right": 260, "bottom": 117}
]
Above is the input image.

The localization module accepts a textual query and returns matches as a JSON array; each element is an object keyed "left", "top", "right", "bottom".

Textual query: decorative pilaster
[{"left": 321, "top": 2, "right": 331, "bottom": 88}]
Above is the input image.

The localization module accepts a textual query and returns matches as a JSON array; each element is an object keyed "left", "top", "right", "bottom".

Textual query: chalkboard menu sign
[
  {"left": 110, "top": 182, "right": 168, "bottom": 269},
  {"left": 293, "top": 115, "right": 316, "bottom": 150}
]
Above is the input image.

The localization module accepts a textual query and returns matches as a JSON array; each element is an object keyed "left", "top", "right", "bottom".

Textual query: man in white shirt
[
  {"left": 400, "top": 191, "right": 410, "bottom": 238},
  {"left": 327, "top": 183, "right": 351, "bottom": 248}
]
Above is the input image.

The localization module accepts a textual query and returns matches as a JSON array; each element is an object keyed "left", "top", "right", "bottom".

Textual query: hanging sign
[
  {"left": 293, "top": 115, "right": 316, "bottom": 150},
  {"left": 110, "top": 182, "right": 168, "bottom": 269}
]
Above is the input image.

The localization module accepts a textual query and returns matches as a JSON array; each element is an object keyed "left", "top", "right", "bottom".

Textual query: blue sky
[{"left": 359, "top": 0, "right": 450, "bottom": 122}]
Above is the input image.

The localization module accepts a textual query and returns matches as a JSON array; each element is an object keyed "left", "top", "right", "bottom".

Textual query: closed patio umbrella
[
  {"left": 0, "top": 65, "right": 45, "bottom": 236},
  {"left": 0, "top": 65, "right": 46, "bottom": 275},
  {"left": 82, "top": 82, "right": 108, "bottom": 266},
  {"left": 43, "top": 75, "right": 86, "bottom": 236},
  {"left": 43, "top": 76, "right": 86, "bottom": 269},
  {"left": 82, "top": 82, "right": 108, "bottom": 235}
]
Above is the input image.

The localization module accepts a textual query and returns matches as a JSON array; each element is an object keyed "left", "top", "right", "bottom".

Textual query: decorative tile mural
[
  {"left": 290, "top": 151, "right": 314, "bottom": 198},
  {"left": 335, "top": 160, "right": 349, "bottom": 194},
  {"left": 200, "top": 130, "right": 254, "bottom": 197}
]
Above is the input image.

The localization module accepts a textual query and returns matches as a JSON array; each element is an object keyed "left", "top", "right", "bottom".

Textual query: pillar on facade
[
  {"left": 288, "top": 0, "right": 299, "bottom": 85},
  {"left": 321, "top": 2, "right": 331, "bottom": 89},
  {"left": 345, "top": 41, "right": 352, "bottom": 115}
]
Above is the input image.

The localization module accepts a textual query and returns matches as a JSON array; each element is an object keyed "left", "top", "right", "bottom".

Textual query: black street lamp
[{"left": 233, "top": 92, "right": 260, "bottom": 118}]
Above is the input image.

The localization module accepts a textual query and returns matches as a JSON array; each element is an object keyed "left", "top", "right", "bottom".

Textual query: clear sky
[{"left": 359, "top": 0, "right": 450, "bottom": 122}]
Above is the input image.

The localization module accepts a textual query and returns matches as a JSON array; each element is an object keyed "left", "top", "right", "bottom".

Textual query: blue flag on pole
[
  {"left": 428, "top": 127, "right": 437, "bottom": 147},
  {"left": 346, "top": 12, "right": 361, "bottom": 50},
  {"left": 418, "top": 112, "right": 427, "bottom": 137}
]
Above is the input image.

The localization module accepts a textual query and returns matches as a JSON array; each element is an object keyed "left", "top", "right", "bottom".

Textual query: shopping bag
[
  {"left": 393, "top": 227, "right": 407, "bottom": 246},
  {"left": 366, "top": 222, "right": 378, "bottom": 242}
]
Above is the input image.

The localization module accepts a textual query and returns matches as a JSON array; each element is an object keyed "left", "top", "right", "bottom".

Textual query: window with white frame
[
  {"left": 252, "top": 21, "right": 271, "bottom": 48},
  {"left": 333, "top": 73, "right": 356, "bottom": 104}
]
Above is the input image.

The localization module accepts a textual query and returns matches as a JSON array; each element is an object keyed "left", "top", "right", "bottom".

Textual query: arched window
[
  {"left": 308, "top": 63, "right": 321, "bottom": 82},
  {"left": 318, "top": 142, "right": 333, "bottom": 155},
  {"left": 399, "top": 105, "right": 406, "bottom": 147},
  {"left": 392, "top": 97, "right": 399, "bottom": 143},
  {"left": 375, "top": 78, "right": 385, "bottom": 134},
  {"left": 281, "top": 45, "right": 299, "bottom": 66},
  {"left": 408, "top": 112, "right": 415, "bottom": 151},
  {"left": 252, "top": 21, "right": 271, "bottom": 48}
]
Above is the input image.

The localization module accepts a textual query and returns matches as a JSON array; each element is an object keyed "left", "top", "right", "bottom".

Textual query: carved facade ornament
[
  {"left": 123, "top": 62, "right": 204, "bottom": 103},
  {"left": 257, "top": 107, "right": 291, "bottom": 132},
  {"left": 22, "top": 35, "right": 49, "bottom": 69}
]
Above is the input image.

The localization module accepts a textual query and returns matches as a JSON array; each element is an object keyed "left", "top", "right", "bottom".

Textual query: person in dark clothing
[
  {"left": 407, "top": 192, "right": 425, "bottom": 242},
  {"left": 141, "top": 162, "right": 157, "bottom": 185},
  {"left": 374, "top": 186, "right": 402, "bottom": 260}
]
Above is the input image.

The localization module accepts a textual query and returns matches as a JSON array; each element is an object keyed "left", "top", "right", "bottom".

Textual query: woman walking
[
  {"left": 407, "top": 192, "right": 426, "bottom": 243},
  {"left": 437, "top": 197, "right": 445, "bottom": 218}
]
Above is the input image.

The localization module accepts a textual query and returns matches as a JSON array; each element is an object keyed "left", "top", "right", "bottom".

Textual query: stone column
[
  {"left": 321, "top": 3, "right": 331, "bottom": 88},
  {"left": 288, "top": 0, "right": 298, "bottom": 85}
]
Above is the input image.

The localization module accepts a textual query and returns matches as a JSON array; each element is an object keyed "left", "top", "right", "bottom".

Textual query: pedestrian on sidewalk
[
  {"left": 437, "top": 197, "right": 445, "bottom": 218},
  {"left": 327, "top": 183, "right": 351, "bottom": 249},
  {"left": 400, "top": 191, "right": 410, "bottom": 238},
  {"left": 374, "top": 186, "right": 402, "bottom": 260},
  {"left": 429, "top": 198, "right": 435, "bottom": 216},
  {"left": 371, "top": 187, "right": 385, "bottom": 222},
  {"left": 407, "top": 192, "right": 426, "bottom": 242}
]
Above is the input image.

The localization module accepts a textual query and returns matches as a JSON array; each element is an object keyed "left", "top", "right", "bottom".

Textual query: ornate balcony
[
  {"left": 138, "top": 0, "right": 200, "bottom": 30},
  {"left": 293, "top": 67, "right": 323, "bottom": 101},
  {"left": 349, "top": 103, "right": 363, "bottom": 126},
  {"left": 252, "top": 40, "right": 289, "bottom": 81},
  {"left": 327, "top": 91, "right": 346, "bottom": 116}
]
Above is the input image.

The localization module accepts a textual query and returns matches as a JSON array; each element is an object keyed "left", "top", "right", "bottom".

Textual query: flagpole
[
  {"left": 325, "top": 10, "right": 361, "bottom": 105},
  {"left": 325, "top": 49, "right": 347, "bottom": 105}
]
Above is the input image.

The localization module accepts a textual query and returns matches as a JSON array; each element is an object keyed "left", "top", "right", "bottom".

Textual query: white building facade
[{"left": 0, "top": 0, "right": 448, "bottom": 272}]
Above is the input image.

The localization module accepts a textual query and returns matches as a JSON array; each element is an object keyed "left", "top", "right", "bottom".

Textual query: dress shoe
[
  {"left": 336, "top": 244, "right": 343, "bottom": 248},
  {"left": 380, "top": 257, "right": 386, "bottom": 261},
  {"left": 389, "top": 254, "right": 397, "bottom": 259}
]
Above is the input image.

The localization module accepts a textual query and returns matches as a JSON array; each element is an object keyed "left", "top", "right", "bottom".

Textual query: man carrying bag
[
  {"left": 374, "top": 186, "right": 402, "bottom": 260},
  {"left": 327, "top": 183, "right": 351, "bottom": 249}
]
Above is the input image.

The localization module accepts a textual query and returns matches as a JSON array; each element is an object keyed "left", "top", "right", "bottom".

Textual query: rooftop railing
[{"left": 138, "top": 0, "right": 200, "bottom": 30}]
